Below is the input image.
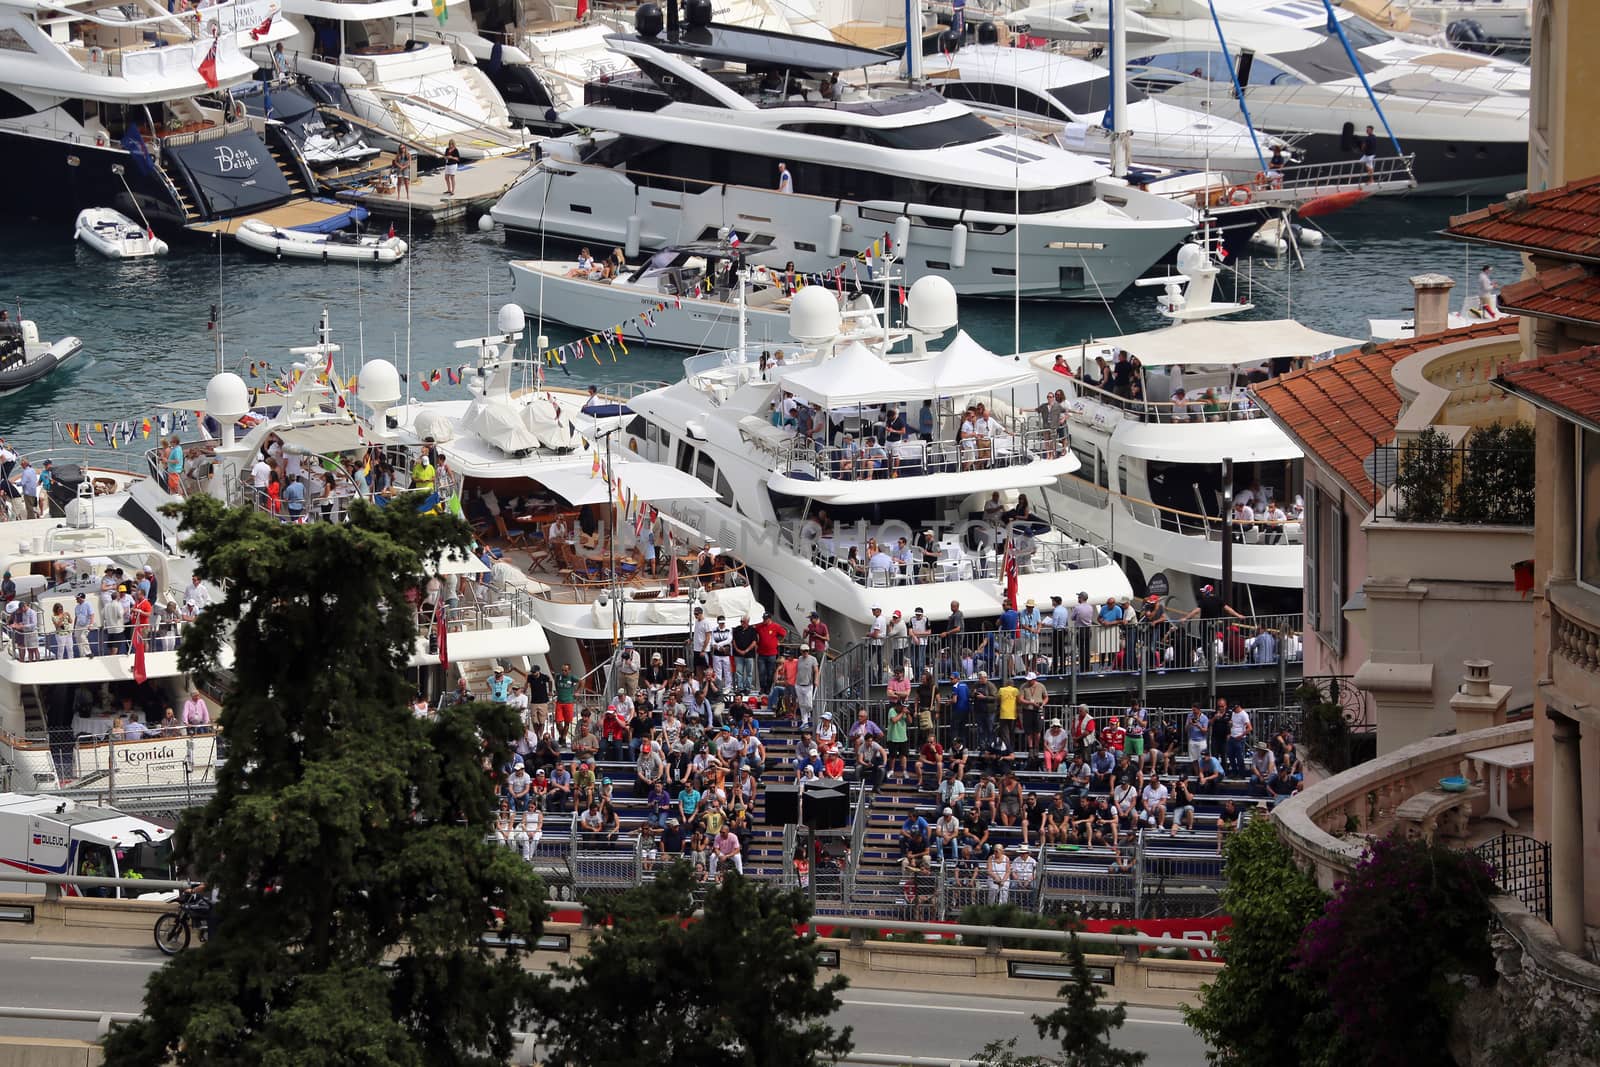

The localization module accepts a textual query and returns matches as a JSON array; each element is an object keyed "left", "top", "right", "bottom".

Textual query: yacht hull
[
  {"left": 493, "top": 163, "right": 1193, "bottom": 300},
  {"left": 0, "top": 130, "right": 187, "bottom": 229}
]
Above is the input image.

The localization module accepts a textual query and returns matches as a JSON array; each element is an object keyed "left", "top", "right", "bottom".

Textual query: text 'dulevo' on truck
[{"left": 0, "top": 794, "right": 174, "bottom": 898}]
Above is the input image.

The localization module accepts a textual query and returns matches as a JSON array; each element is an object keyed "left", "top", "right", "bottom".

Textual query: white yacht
[
  {"left": 611, "top": 274, "right": 1133, "bottom": 642},
  {"left": 384, "top": 303, "right": 760, "bottom": 675},
  {"left": 1010, "top": 0, "right": 1529, "bottom": 193},
  {"left": 923, "top": 39, "right": 1276, "bottom": 177},
  {"left": 1022, "top": 242, "right": 1354, "bottom": 614},
  {"left": 0, "top": 0, "right": 321, "bottom": 228},
  {"left": 1340, "top": 0, "right": 1531, "bottom": 53},
  {"left": 250, "top": 0, "right": 532, "bottom": 157},
  {"left": 490, "top": 11, "right": 1196, "bottom": 301}
]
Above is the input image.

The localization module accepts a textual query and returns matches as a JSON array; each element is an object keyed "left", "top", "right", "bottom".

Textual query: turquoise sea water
[{"left": 0, "top": 196, "right": 1521, "bottom": 452}]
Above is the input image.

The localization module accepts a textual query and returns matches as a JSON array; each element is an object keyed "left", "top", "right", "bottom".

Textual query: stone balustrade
[{"left": 1273, "top": 719, "right": 1534, "bottom": 889}]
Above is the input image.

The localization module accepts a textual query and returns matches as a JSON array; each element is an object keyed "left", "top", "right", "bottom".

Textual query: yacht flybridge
[
  {"left": 1023, "top": 241, "right": 1355, "bottom": 614},
  {"left": 251, "top": 0, "right": 531, "bottom": 158},
  {"left": 0, "top": 0, "right": 323, "bottom": 228},
  {"left": 490, "top": 6, "right": 1196, "bottom": 300},
  {"left": 1011, "top": 0, "right": 1529, "bottom": 194},
  {"left": 384, "top": 303, "right": 759, "bottom": 675},
  {"left": 614, "top": 273, "right": 1133, "bottom": 641}
]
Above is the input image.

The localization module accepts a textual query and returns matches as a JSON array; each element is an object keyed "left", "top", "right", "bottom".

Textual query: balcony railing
[{"left": 1372, "top": 440, "right": 1534, "bottom": 525}]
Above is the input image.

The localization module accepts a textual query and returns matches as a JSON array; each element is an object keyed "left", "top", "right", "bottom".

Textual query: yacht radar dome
[
  {"left": 205, "top": 372, "right": 249, "bottom": 421},
  {"left": 636, "top": 3, "right": 663, "bottom": 37},
  {"left": 977, "top": 21, "right": 999, "bottom": 45},
  {"left": 1174, "top": 243, "right": 1209, "bottom": 279},
  {"left": 357, "top": 359, "right": 402, "bottom": 408},
  {"left": 685, "top": 0, "right": 712, "bottom": 27},
  {"left": 906, "top": 276, "right": 958, "bottom": 335},
  {"left": 497, "top": 303, "right": 527, "bottom": 336},
  {"left": 788, "top": 285, "right": 842, "bottom": 343}
]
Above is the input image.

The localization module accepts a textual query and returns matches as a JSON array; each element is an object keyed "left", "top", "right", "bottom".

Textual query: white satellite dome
[
  {"left": 906, "top": 275, "right": 957, "bottom": 334},
  {"left": 412, "top": 411, "right": 456, "bottom": 443},
  {"left": 357, "top": 359, "right": 402, "bottom": 408},
  {"left": 788, "top": 285, "right": 841, "bottom": 343},
  {"left": 1174, "top": 243, "right": 1206, "bottom": 278},
  {"left": 497, "top": 303, "right": 526, "bottom": 335},
  {"left": 204, "top": 372, "right": 249, "bottom": 420}
]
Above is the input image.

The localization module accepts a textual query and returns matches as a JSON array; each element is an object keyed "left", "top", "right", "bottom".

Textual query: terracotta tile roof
[
  {"left": 1495, "top": 346, "right": 1600, "bottom": 431},
  {"left": 1498, "top": 264, "right": 1600, "bottom": 325},
  {"left": 1253, "top": 317, "right": 1522, "bottom": 499},
  {"left": 1446, "top": 176, "right": 1600, "bottom": 262}
]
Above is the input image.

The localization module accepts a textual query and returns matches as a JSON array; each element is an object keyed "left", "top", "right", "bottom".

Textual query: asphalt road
[{"left": 0, "top": 942, "right": 1208, "bottom": 1064}]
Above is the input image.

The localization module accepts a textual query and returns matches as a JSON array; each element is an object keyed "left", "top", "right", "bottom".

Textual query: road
[{"left": 0, "top": 943, "right": 1208, "bottom": 1064}]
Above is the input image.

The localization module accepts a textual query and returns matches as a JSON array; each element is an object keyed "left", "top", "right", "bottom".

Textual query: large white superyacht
[
  {"left": 611, "top": 274, "right": 1133, "bottom": 642},
  {"left": 490, "top": 7, "right": 1196, "bottom": 300},
  {"left": 1024, "top": 240, "right": 1355, "bottom": 614}
]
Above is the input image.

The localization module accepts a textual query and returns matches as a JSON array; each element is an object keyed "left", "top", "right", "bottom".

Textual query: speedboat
[
  {"left": 490, "top": 9, "right": 1196, "bottom": 301},
  {"left": 1340, "top": 0, "right": 1532, "bottom": 53},
  {"left": 236, "top": 218, "right": 409, "bottom": 262},
  {"left": 509, "top": 243, "right": 886, "bottom": 352},
  {"left": 0, "top": 319, "right": 83, "bottom": 396},
  {"left": 74, "top": 208, "right": 169, "bottom": 259},
  {"left": 1021, "top": 241, "right": 1355, "bottom": 613}
]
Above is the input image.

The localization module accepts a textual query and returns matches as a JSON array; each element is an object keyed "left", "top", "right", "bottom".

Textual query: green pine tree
[
  {"left": 537, "top": 862, "right": 852, "bottom": 1067},
  {"left": 103, "top": 496, "right": 547, "bottom": 1066},
  {"left": 974, "top": 935, "right": 1148, "bottom": 1067}
]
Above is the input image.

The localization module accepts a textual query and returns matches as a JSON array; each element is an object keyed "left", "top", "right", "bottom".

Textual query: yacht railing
[
  {"left": 1054, "top": 373, "right": 1268, "bottom": 425},
  {"left": 771, "top": 423, "right": 1061, "bottom": 482},
  {"left": 1128, "top": 65, "right": 1528, "bottom": 123},
  {"left": 428, "top": 583, "right": 543, "bottom": 635},
  {"left": 2, "top": 617, "right": 184, "bottom": 665},
  {"left": 1052, "top": 476, "right": 1306, "bottom": 546}
]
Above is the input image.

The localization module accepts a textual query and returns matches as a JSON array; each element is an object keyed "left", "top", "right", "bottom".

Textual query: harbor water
[{"left": 0, "top": 197, "right": 1522, "bottom": 452}]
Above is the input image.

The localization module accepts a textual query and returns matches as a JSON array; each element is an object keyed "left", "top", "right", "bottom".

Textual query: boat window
[
  {"left": 1316, "top": 12, "right": 1392, "bottom": 49},
  {"left": 714, "top": 471, "right": 735, "bottom": 509},
  {"left": 1271, "top": 36, "right": 1382, "bottom": 82},
  {"left": 1072, "top": 442, "right": 1107, "bottom": 489},
  {"left": 1130, "top": 49, "right": 1304, "bottom": 86},
  {"left": 776, "top": 111, "right": 1000, "bottom": 149},
  {"left": 1047, "top": 76, "right": 1147, "bottom": 115},
  {"left": 676, "top": 441, "right": 696, "bottom": 474},
  {"left": 625, "top": 415, "right": 647, "bottom": 438},
  {"left": 695, "top": 453, "right": 718, "bottom": 491}
]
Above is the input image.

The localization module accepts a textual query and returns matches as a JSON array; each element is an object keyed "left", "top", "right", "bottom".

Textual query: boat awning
[
  {"left": 537, "top": 460, "right": 719, "bottom": 506},
  {"left": 779, "top": 341, "right": 926, "bottom": 407},
  {"left": 275, "top": 421, "right": 368, "bottom": 457},
  {"left": 1114, "top": 420, "right": 1303, "bottom": 464},
  {"left": 903, "top": 330, "right": 1036, "bottom": 395},
  {"left": 1107, "top": 319, "right": 1359, "bottom": 368},
  {"left": 768, "top": 456, "right": 1079, "bottom": 504},
  {"left": 430, "top": 549, "right": 489, "bottom": 576}
]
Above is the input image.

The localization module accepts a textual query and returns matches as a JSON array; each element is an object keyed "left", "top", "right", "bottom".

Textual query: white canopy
[
  {"left": 1106, "top": 319, "right": 1359, "bottom": 368},
  {"left": 537, "top": 460, "right": 719, "bottom": 507},
  {"left": 778, "top": 341, "right": 926, "bottom": 408},
  {"left": 905, "top": 330, "right": 1036, "bottom": 395},
  {"left": 1113, "top": 419, "right": 1303, "bottom": 465}
]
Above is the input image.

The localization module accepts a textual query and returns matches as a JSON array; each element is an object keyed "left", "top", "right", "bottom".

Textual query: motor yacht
[
  {"left": 1022, "top": 241, "right": 1354, "bottom": 614},
  {"left": 610, "top": 271, "right": 1133, "bottom": 645},
  {"left": 382, "top": 303, "right": 759, "bottom": 675},
  {"left": 248, "top": 0, "right": 532, "bottom": 158},
  {"left": 0, "top": 0, "right": 324, "bottom": 229},
  {"left": 1009, "top": 0, "right": 1529, "bottom": 194},
  {"left": 490, "top": 9, "right": 1196, "bottom": 301},
  {"left": 1340, "top": 0, "right": 1531, "bottom": 54}
]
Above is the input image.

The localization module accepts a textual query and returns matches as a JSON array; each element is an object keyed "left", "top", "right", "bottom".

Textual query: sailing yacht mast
[{"left": 1106, "top": 0, "right": 1131, "bottom": 177}]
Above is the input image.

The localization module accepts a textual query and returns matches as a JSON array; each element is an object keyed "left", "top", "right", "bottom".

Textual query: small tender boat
[
  {"left": 0, "top": 319, "right": 83, "bottom": 396},
  {"left": 236, "top": 219, "right": 408, "bottom": 263},
  {"left": 74, "top": 208, "right": 169, "bottom": 259}
]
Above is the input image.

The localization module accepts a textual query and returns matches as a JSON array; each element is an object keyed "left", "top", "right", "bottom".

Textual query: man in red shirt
[
  {"left": 753, "top": 610, "right": 787, "bottom": 693},
  {"left": 1100, "top": 714, "right": 1127, "bottom": 754},
  {"left": 803, "top": 611, "right": 829, "bottom": 657},
  {"left": 916, "top": 732, "right": 944, "bottom": 791}
]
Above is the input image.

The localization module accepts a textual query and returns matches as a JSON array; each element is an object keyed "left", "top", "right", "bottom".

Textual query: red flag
[
  {"left": 1002, "top": 538, "right": 1018, "bottom": 613},
  {"left": 387, "top": 222, "right": 396, "bottom": 239},
  {"left": 576, "top": 0, "right": 588, "bottom": 17},
  {"left": 197, "top": 40, "right": 219, "bottom": 89},
  {"left": 436, "top": 608, "right": 449, "bottom": 669},
  {"left": 667, "top": 546, "right": 679, "bottom": 597},
  {"left": 249, "top": 13, "right": 273, "bottom": 39},
  {"left": 131, "top": 628, "right": 147, "bottom": 684}
]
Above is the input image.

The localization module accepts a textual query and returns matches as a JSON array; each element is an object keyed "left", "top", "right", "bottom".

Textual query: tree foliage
[
  {"left": 1295, "top": 834, "right": 1497, "bottom": 1067},
  {"left": 1183, "top": 817, "right": 1342, "bottom": 1067},
  {"left": 537, "top": 863, "right": 851, "bottom": 1067},
  {"left": 104, "top": 496, "right": 547, "bottom": 1066},
  {"left": 973, "top": 936, "right": 1145, "bottom": 1067}
]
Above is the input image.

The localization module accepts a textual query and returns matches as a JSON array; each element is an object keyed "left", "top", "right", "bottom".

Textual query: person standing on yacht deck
[
  {"left": 776, "top": 162, "right": 793, "bottom": 194},
  {"left": 1479, "top": 264, "right": 1500, "bottom": 317},
  {"left": 1358, "top": 125, "right": 1378, "bottom": 182},
  {"left": 72, "top": 592, "right": 95, "bottom": 658}
]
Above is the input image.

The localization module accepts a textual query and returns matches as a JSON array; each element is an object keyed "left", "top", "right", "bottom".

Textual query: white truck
[{"left": 0, "top": 794, "right": 174, "bottom": 897}]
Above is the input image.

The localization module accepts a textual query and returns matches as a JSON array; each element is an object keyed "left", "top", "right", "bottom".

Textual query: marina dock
[
  {"left": 326, "top": 152, "right": 536, "bottom": 228},
  {"left": 186, "top": 198, "right": 368, "bottom": 237}
]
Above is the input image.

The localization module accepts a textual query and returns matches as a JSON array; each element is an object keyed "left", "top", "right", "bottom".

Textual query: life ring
[
  {"left": 1229, "top": 185, "right": 1253, "bottom": 206},
  {"left": 1254, "top": 171, "right": 1269, "bottom": 188}
]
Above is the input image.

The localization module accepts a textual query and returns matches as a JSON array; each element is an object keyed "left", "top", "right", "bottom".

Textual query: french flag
[{"left": 727, "top": 230, "right": 742, "bottom": 249}]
